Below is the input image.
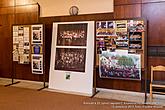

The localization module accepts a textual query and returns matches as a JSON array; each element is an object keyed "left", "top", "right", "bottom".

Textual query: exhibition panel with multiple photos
[
  {"left": 10, "top": 18, "right": 147, "bottom": 98},
  {"left": 11, "top": 24, "right": 47, "bottom": 88},
  {"left": 96, "top": 19, "right": 146, "bottom": 80},
  {"left": 95, "top": 19, "right": 147, "bottom": 96},
  {"left": 49, "top": 21, "right": 95, "bottom": 95},
  {"left": 48, "top": 18, "right": 147, "bottom": 97}
]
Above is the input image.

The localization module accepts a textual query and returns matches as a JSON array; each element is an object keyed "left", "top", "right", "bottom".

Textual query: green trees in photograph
[{"left": 118, "top": 56, "right": 134, "bottom": 67}]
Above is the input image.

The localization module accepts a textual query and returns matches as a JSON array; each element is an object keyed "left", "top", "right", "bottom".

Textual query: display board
[
  {"left": 12, "top": 24, "right": 44, "bottom": 74},
  {"left": 49, "top": 21, "right": 94, "bottom": 95},
  {"left": 13, "top": 25, "right": 30, "bottom": 64},
  {"left": 96, "top": 19, "right": 146, "bottom": 80}
]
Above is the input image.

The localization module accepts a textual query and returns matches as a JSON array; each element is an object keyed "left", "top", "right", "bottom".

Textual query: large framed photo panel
[{"left": 49, "top": 21, "right": 94, "bottom": 96}]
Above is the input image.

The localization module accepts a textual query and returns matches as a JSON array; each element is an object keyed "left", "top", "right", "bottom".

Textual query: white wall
[{"left": 34, "top": 0, "right": 114, "bottom": 17}]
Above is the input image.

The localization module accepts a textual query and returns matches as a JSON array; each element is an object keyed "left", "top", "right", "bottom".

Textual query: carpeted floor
[{"left": 0, "top": 85, "right": 164, "bottom": 110}]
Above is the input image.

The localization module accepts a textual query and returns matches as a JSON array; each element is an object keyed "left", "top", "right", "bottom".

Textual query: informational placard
[
  {"left": 31, "top": 25, "right": 43, "bottom": 44},
  {"left": 31, "top": 54, "right": 43, "bottom": 74},
  {"left": 49, "top": 21, "right": 94, "bottom": 96}
]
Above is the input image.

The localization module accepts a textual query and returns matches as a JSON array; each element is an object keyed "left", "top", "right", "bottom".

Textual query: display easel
[
  {"left": 92, "top": 18, "right": 148, "bottom": 103},
  {"left": 5, "top": 24, "right": 48, "bottom": 91}
]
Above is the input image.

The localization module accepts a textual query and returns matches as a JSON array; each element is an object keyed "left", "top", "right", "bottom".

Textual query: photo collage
[
  {"left": 96, "top": 20, "right": 145, "bottom": 54},
  {"left": 96, "top": 19, "right": 145, "bottom": 80},
  {"left": 13, "top": 26, "right": 30, "bottom": 64}
]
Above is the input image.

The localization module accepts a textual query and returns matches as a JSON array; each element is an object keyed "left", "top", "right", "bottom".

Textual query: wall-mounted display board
[
  {"left": 12, "top": 24, "right": 44, "bottom": 74},
  {"left": 49, "top": 21, "right": 94, "bottom": 96},
  {"left": 96, "top": 19, "right": 146, "bottom": 80}
]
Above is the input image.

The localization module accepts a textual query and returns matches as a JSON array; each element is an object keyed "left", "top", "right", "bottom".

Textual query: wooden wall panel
[
  {"left": 114, "top": 4, "right": 141, "bottom": 19},
  {"left": 148, "top": 57, "right": 165, "bottom": 80},
  {"left": 16, "top": 0, "right": 36, "bottom": 6},
  {"left": 0, "top": 0, "right": 14, "bottom": 7},
  {"left": 142, "top": 2, "right": 165, "bottom": 46},
  {"left": 0, "top": 14, "right": 14, "bottom": 78},
  {"left": 15, "top": 5, "right": 39, "bottom": 13},
  {"left": 0, "top": 7, "right": 14, "bottom": 15},
  {"left": 0, "top": 1, "right": 40, "bottom": 81},
  {"left": 115, "top": 0, "right": 142, "bottom": 5},
  {"left": 142, "top": 0, "right": 165, "bottom": 3},
  {"left": 15, "top": 12, "right": 39, "bottom": 24}
]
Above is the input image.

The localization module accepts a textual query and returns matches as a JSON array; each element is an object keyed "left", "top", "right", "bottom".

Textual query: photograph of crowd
[
  {"left": 57, "top": 23, "right": 87, "bottom": 46},
  {"left": 99, "top": 51, "right": 141, "bottom": 80},
  {"left": 55, "top": 48, "right": 86, "bottom": 72}
]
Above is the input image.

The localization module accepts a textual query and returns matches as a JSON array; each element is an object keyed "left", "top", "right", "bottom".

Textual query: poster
[
  {"left": 96, "top": 21, "right": 116, "bottom": 36},
  {"left": 13, "top": 26, "right": 18, "bottom": 32},
  {"left": 31, "top": 44, "right": 42, "bottom": 54},
  {"left": 13, "top": 37, "right": 19, "bottom": 44},
  {"left": 55, "top": 48, "right": 86, "bottom": 72},
  {"left": 31, "top": 24, "right": 43, "bottom": 44},
  {"left": 57, "top": 23, "right": 87, "bottom": 46},
  {"left": 115, "top": 20, "right": 127, "bottom": 32},
  {"left": 127, "top": 20, "right": 145, "bottom": 32},
  {"left": 99, "top": 51, "right": 141, "bottom": 80},
  {"left": 24, "top": 27, "right": 30, "bottom": 42},
  {"left": 96, "top": 36, "right": 117, "bottom": 53},
  {"left": 12, "top": 25, "right": 31, "bottom": 63},
  {"left": 13, "top": 26, "right": 19, "bottom": 61},
  {"left": 31, "top": 54, "right": 43, "bottom": 74},
  {"left": 13, "top": 44, "right": 19, "bottom": 61}
]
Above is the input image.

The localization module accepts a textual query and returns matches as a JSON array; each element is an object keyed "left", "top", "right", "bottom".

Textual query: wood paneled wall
[
  {"left": 1, "top": 0, "right": 165, "bottom": 92},
  {"left": 0, "top": 0, "right": 41, "bottom": 81}
]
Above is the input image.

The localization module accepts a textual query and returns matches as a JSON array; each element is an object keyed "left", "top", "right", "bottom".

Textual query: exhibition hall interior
[{"left": 0, "top": 0, "right": 165, "bottom": 110}]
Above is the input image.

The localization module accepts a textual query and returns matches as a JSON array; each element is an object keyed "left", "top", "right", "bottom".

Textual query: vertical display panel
[{"left": 49, "top": 21, "right": 94, "bottom": 96}]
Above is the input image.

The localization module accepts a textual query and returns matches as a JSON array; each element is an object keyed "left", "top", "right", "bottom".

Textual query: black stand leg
[
  {"left": 90, "top": 90, "right": 100, "bottom": 98},
  {"left": 4, "top": 81, "right": 20, "bottom": 87},
  {"left": 144, "top": 69, "right": 148, "bottom": 104},
  {"left": 37, "top": 82, "right": 48, "bottom": 91}
]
